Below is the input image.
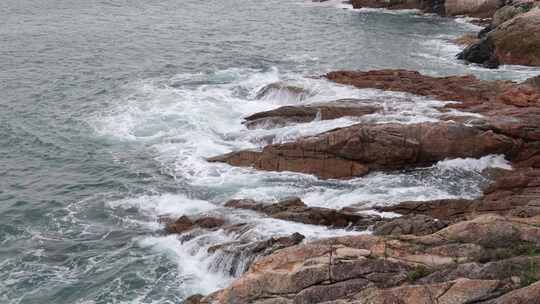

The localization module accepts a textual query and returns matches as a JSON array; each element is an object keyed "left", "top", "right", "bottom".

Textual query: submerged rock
[{"left": 255, "top": 82, "right": 311, "bottom": 101}]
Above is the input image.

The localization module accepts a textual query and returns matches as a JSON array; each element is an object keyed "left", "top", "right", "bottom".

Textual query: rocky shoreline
[
  {"left": 176, "top": 69, "right": 540, "bottom": 303},
  {"left": 171, "top": 2, "right": 540, "bottom": 304},
  {"left": 349, "top": 0, "right": 540, "bottom": 69}
]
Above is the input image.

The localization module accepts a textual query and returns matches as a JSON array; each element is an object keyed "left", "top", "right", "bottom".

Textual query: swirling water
[{"left": 1, "top": 0, "right": 538, "bottom": 303}]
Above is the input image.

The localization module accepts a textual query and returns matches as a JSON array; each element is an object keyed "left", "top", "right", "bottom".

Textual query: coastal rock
[
  {"left": 457, "top": 36, "right": 500, "bottom": 68},
  {"left": 326, "top": 69, "right": 513, "bottom": 104},
  {"left": 445, "top": 0, "right": 503, "bottom": 18},
  {"left": 195, "top": 214, "right": 540, "bottom": 303},
  {"left": 461, "top": 8, "right": 540, "bottom": 67},
  {"left": 209, "top": 122, "right": 520, "bottom": 179},
  {"left": 485, "top": 281, "right": 540, "bottom": 303},
  {"left": 351, "top": 0, "right": 446, "bottom": 15},
  {"left": 225, "top": 197, "right": 380, "bottom": 229},
  {"left": 353, "top": 279, "right": 508, "bottom": 304},
  {"left": 492, "top": 5, "right": 525, "bottom": 27},
  {"left": 243, "top": 99, "right": 381, "bottom": 129},
  {"left": 490, "top": 8, "right": 540, "bottom": 66},
  {"left": 419, "top": 256, "right": 540, "bottom": 284},
  {"left": 373, "top": 214, "right": 448, "bottom": 236},
  {"left": 453, "top": 33, "right": 479, "bottom": 46},
  {"left": 164, "top": 216, "right": 225, "bottom": 234}
]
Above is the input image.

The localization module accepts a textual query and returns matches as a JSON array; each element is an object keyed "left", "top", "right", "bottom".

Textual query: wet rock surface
[
  {"left": 243, "top": 99, "right": 381, "bottom": 129},
  {"left": 210, "top": 121, "right": 520, "bottom": 179},
  {"left": 225, "top": 197, "right": 380, "bottom": 229}
]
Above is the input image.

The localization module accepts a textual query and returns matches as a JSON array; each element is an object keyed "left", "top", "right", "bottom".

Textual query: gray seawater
[{"left": 1, "top": 0, "right": 539, "bottom": 303}]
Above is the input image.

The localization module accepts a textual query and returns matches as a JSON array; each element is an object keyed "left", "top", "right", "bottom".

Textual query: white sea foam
[
  {"left": 107, "top": 194, "right": 217, "bottom": 219},
  {"left": 435, "top": 154, "right": 512, "bottom": 171}
]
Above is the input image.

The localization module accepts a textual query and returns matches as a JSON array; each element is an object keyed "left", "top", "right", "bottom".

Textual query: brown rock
[
  {"left": 354, "top": 278, "right": 507, "bottom": 304},
  {"left": 164, "top": 216, "right": 194, "bottom": 234},
  {"left": 373, "top": 215, "right": 448, "bottom": 236},
  {"left": 489, "top": 8, "right": 540, "bottom": 66},
  {"left": 211, "top": 122, "right": 520, "bottom": 179},
  {"left": 226, "top": 197, "right": 380, "bottom": 229},
  {"left": 326, "top": 69, "right": 514, "bottom": 104},
  {"left": 243, "top": 100, "right": 381, "bottom": 129},
  {"left": 486, "top": 281, "right": 540, "bottom": 304},
  {"left": 183, "top": 294, "right": 203, "bottom": 304},
  {"left": 445, "top": 0, "right": 503, "bottom": 18},
  {"left": 164, "top": 216, "right": 225, "bottom": 234}
]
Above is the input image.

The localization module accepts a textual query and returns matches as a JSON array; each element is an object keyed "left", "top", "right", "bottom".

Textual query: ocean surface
[{"left": 1, "top": 0, "right": 539, "bottom": 303}]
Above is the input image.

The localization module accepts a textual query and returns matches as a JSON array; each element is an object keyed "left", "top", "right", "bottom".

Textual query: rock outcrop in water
[
  {"left": 243, "top": 99, "right": 381, "bottom": 129},
  {"left": 225, "top": 197, "right": 381, "bottom": 229}
]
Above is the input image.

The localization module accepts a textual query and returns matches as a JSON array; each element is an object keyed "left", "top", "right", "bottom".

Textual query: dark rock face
[
  {"left": 326, "top": 69, "right": 514, "bottom": 104},
  {"left": 210, "top": 122, "right": 520, "bottom": 179},
  {"left": 458, "top": 37, "right": 500, "bottom": 68},
  {"left": 225, "top": 197, "right": 380, "bottom": 229}
]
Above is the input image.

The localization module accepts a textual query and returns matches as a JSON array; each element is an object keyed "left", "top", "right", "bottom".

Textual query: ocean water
[{"left": 1, "top": 0, "right": 538, "bottom": 303}]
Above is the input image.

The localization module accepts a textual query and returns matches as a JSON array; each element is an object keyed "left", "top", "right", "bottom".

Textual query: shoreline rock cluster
[
  {"left": 345, "top": 0, "right": 540, "bottom": 68},
  {"left": 174, "top": 68, "right": 540, "bottom": 303}
]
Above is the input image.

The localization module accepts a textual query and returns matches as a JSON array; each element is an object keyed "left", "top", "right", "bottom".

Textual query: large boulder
[
  {"left": 445, "top": 0, "right": 503, "bottom": 18},
  {"left": 209, "top": 122, "right": 520, "bottom": 179},
  {"left": 461, "top": 8, "right": 540, "bottom": 67}
]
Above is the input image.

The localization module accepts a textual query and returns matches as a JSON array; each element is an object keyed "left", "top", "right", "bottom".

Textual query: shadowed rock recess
[{"left": 182, "top": 69, "right": 540, "bottom": 303}]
